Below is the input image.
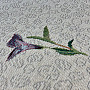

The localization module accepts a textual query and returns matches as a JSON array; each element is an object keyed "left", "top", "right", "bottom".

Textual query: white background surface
[{"left": 0, "top": 0, "right": 90, "bottom": 90}]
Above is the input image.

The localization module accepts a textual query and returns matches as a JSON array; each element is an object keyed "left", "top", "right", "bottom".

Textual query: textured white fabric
[{"left": 0, "top": 0, "right": 90, "bottom": 90}]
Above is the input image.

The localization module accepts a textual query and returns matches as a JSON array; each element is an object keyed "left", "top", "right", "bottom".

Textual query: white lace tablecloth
[{"left": 0, "top": 0, "right": 90, "bottom": 90}]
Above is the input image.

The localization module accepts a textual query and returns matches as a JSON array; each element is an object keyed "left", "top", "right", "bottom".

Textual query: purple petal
[
  {"left": 6, "top": 47, "right": 22, "bottom": 61},
  {"left": 7, "top": 34, "right": 23, "bottom": 48},
  {"left": 28, "top": 44, "right": 43, "bottom": 49}
]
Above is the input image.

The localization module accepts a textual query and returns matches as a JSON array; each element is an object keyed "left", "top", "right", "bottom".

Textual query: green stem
[
  {"left": 54, "top": 42, "right": 71, "bottom": 50},
  {"left": 27, "top": 36, "right": 71, "bottom": 50}
]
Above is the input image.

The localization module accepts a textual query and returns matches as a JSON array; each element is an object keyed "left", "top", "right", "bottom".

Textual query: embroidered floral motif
[
  {"left": 6, "top": 34, "right": 42, "bottom": 61},
  {"left": 6, "top": 26, "right": 88, "bottom": 61}
]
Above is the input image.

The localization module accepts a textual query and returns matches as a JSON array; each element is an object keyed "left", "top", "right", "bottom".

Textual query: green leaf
[
  {"left": 27, "top": 36, "right": 56, "bottom": 44},
  {"left": 52, "top": 47, "right": 77, "bottom": 55},
  {"left": 43, "top": 26, "right": 50, "bottom": 40},
  {"left": 27, "top": 26, "right": 56, "bottom": 44},
  {"left": 68, "top": 39, "right": 79, "bottom": 52},
  {"left": 56, "top": 50, "right": 79, "bottom": 55},
  {"left": 68, "top": 39, "right": 88, "bottom": 55},
  {"left": 68, "top": 39, "right": 74, "bottom": 49},
  {"left": 52, "top": 47, "right": 88, "bottom": 56}
]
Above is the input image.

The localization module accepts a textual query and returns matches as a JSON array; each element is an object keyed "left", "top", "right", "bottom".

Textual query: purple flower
[{"left": 6, "top": 34, "right": 42, "bottom": 61}]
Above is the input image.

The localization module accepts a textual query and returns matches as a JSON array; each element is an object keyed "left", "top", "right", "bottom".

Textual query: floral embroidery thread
[
  {"left": 27, "top": 26, "right": 88, "bottom": 56},
  {"left": 6, "top": 26, "right": 88, "bottom": 61},
  {"left": 6, "top": 34, "right": 43, "bottom": 61}
]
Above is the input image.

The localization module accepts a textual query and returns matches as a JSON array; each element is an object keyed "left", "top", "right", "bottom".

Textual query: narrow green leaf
[
  {"left": 56, "top": 50, "right": 79, "bottom": 55},
  {"left": 68, "top": 39, "right": 74, "bottom": 49},
  {"left": 68, "top": 39, "right": 88, "bottom": 55},
  {"left": 68, "top": 39, "right": 80, "bottom": 52},
  {"left": 43, "top": 26, "right": 50, "bottom": 40},
  {"left": 78, "top": 52, "right": 88, "bottom": 56},
  {"left": 52, "top": 47, "right": 88, "bottom": 56},
  {"left": 27, "top": 36, "right": 56, "bottom": 44},
  {"left": 52, "top": 47, "right": 76, "bottom": 55}
]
